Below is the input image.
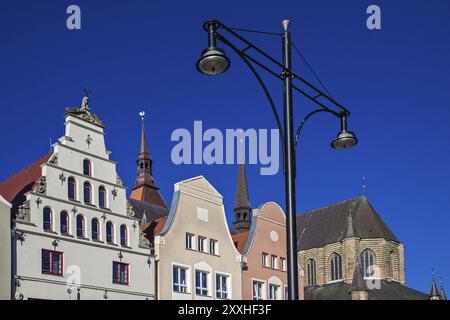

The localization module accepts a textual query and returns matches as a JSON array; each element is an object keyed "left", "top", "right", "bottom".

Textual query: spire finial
[
  {"left": 139, "top": 111, "right": 146, "bottom": 121},
  {"left": 81, "top": 86, "right": 91, "bottom": 110},
  {"left": 361, "top": 176, "right": 367, "bottom": 195}
]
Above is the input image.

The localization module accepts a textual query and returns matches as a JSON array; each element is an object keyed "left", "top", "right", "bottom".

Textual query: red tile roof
[
  {"left": 140, "top": 215, "right": 169, "bottom": 243},
  {"left": 0, "top": 152, "right": 52, "bottom": 211},
  {"left": 232, "top": 230, "right": 250, "bottom": 253}
]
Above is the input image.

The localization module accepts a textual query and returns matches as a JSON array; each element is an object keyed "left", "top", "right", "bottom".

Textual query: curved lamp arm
[{"left": 294, "top": 109, "right": 344, "bottom": 154}]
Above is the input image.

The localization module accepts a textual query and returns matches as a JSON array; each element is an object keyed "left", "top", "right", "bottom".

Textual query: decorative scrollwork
[
  {"left": 33, "top": 176, "right": 47, "bottom": 194},
  {"left": 17, "top": 200, "right": 30, "bottom": 222}
]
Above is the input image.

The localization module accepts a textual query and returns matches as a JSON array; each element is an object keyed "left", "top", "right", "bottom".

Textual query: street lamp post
[{"left": 197, "top": 19, "right": 358, "bottom": 300}]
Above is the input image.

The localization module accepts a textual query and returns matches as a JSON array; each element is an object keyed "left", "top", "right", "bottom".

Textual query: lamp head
[
  {"left": 331, "top": 114, "right": 358, "bottom": 150},
  {"left": 197, "top": 20, "right": 230, "bottom": 76},
  {"left": 197, "top": 47, "right": 230, "bottom": 75}
]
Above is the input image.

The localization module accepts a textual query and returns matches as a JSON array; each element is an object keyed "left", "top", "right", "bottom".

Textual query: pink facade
[{"left": 233, "top": 202, "right": 304, "bottom": 300}]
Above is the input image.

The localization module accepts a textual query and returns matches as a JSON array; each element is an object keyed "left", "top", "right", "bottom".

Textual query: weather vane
[
  {"left": 361, "top": 176, "right": 367, "bottom": 195},
  {"left": 139, "top": 111, "right": 146, "bottom": 121},
  {"left": 83, "top": 86, "right": 92, "bottom": 97}
]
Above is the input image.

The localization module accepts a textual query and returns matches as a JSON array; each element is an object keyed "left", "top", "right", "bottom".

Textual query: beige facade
[
  {"left": 154, "top": 176, "right": 242, "bottom": 300},
  {"left": 299, "top": 237, "right": 405, "bottom": 287},
  {"left": 235, "top": 202, "right": 304, "bottom": 300},
  {"left": 0, "top": 196, "right": 11, "bottom": 300}
]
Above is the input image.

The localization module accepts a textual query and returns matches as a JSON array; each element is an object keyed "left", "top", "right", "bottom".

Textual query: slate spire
[
  {"left": 429, "top": 271, "right": 440, "bottom": 300},
  {"left": 232, "top": 143, "right": 251, "bottom": 234},
  {"left": 350, "top": 260, "right": 367, "bottom": 293},
  {"left": 130, "top": 113, "right": 167, "bottom": 208},
  {"left": 440, "top": 279, "right": 447, "bottom": 301}
]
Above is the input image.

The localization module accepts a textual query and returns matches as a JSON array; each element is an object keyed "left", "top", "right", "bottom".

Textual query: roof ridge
[{"left": 297, "top": 195, "right": 365, "bottom": 217}]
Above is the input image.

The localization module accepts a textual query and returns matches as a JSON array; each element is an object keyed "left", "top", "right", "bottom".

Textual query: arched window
[
  {"left": 76, "top": 215, "right": 85, "bottom": 238},
  {"left": 43, "top": 207, "right": 53, "bottom": 231},
  {"left": 306, "top": 259, "right": 317, "bottom": 287},
  {"left": 84, "top": 182, "right": 92, "bottom": 204},
  {"left": 99, "top": 186, "right": 106, "bottom": 208},
  {"left": 68, "top": 177, "right": 76, "bottom": 201},
  {"left": 83, "top": 159, "right": 92, "bottom": 176},
  {"left": 330, "top": 253, "right": 342, "bottom": 281},
  {"left": 92, "top": 218, "right": 100, "bottom": 240},
  {"left": 106, "top": 222, "right": 114, "bottom": 243},
  {"left": 120, "top": 225, "right": 128, "bottom": 246},
  {"left": 360, "top": 249, "right": 376, "bottom": 278},
  {"left": 60, "top": 211, "right": 69, "bottom": 234},
  {"left": 388, "top": 251, "right": 395, "bottom": 278}
]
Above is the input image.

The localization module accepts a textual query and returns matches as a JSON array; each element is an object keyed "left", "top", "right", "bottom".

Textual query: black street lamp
[{"left": 197, "top": 19, "right": 357, "bottom": 300}]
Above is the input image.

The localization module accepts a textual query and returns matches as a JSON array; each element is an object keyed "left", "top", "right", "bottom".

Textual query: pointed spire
[
  {"left": 345, "top": 212, "right": 355, "bottom": 238},
  {"left": 440, "top": 279, "right": 447, "bottom": 300},
  {"left": 130, "top": 112, "right": 167, "bottom": 208},
  {"left": 350, "top": 260, "right": 367, "bottom": 293},
  {"left": 429, "top": 270, "right": 440, "bottom": 300},
  {"left": 232, "top": 138, "right": 251, "bottom": 233}
]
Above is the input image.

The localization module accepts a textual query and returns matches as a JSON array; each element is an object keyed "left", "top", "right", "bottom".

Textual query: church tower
[
  {"left": 130, "top": 113, "right": 167, "bottom": 208},
  {"left": 232, "top": 161, "right": 251, "bottom": 234}
]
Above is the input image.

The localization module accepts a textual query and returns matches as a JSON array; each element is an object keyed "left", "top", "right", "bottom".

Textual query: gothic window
[
  {"left": 388, "top": 251, "right": 395, "bottom": 278},
  {"left": 99, "top": 186, "right": 107, "bottom": 208},
  {"left": 106, "top": 221, "right": 114, "bottom": 244},
  {"left": 43, "top": 207, "right": 53, "bottom": 231},
  {"left": 84, "top": 182, "right": 92, "bottom": 204},
  {"left": 76, "top": 215, "right": 85, "bottom": 238},
  {"left": 120, "top": 225, "right": 128, "bottom": 246},
  {"left": 60, "top": 211, "right": 69, "bottom": 234},
  {"left": 68, "top": 177, "right": 77, "bottom": 201},
  {"left": 330, "top": 253, "right": 343, "bottom": 281},
  {"left": 83, "top": 159, "right": 92, "bottom": 176},
  {"left": 360, "top": 249, "right": 376, "bottom": 278},
  {"left": 306, "top": 259, "right": 317, "bottom": 286},
  {"left": 92, "top": 218, "right": 100, "bottom": 241}
]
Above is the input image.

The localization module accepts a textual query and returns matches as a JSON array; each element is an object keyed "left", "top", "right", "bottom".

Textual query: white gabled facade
[{"left": 11, "top": 95, "right": 155, "bottom": 300}]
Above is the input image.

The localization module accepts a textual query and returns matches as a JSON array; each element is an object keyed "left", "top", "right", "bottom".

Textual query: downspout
[{"left": 10, "top": 215, "right": 17, "bottom": 300}]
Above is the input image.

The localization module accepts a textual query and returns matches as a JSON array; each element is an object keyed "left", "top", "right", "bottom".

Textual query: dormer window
[{"left": 83, "top": 159, "right": 92, "bottom": 176}]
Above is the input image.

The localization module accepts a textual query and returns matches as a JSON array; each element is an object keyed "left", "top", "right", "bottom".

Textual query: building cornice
[{"left": 55, "top": 143, "right": 117, "bottom": 165}]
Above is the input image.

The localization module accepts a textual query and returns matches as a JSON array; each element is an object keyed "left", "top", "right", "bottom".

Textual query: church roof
[
  {"left": 0, "top": 152, "right": 52, "bottom": 213},
  {"left": 305, "top": 280, "right": 428, "bottom": 300},
  {"left": 296, "top": 196, "right": 400, "bottom": 251},
  {"left": 232, "top": 230, "right": 250, "bottom": 253}
]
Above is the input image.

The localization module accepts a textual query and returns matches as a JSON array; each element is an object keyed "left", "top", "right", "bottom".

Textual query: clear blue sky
[{"left": 1, "top": 0, "right": 449, "bottom": 294}]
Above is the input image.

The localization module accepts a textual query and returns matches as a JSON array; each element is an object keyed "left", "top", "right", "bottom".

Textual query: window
[
  {"left": 173, "top": 266, "right": 188, "bottom": 293},
  {"left": 113, "top": 262, "right": 129, "bottom": 285},
  {"left": 99, "top": 186, "right": 107, "bottom": 208},
  {"left": 252, "top": 281, "right": 264, "bottom": 300},
  {"left": 389, "top": 251, "right": 395, "bottom": 278},
  {"left": 198, "top": 236, "right": 206, "bottom": 252},
  {"left": 60, "top": 211, "right": 69, "bottom": 234},
  {"left": 43, "top": 207, "right": 53, "bottom": 231},
  {"left": 269, "top": 284, "right": 280, "bottom": 300},
  {"left": 262, "top": 253, "right": 268, "bottom": 267},
  {"left": 42, "top": 250, "right": 63, "bottom": 276},
  {"left": 83, "top": 182, "right": 92, "bottom": 204},
  {"left": 360, "top": 249, "right": 376, "bottom": 278},
  {"left": 186, "top": 233, "right": 194, "bottom": 250},
  {"left": 76, "top": 215, "right": 85, "bottom": 237},
  {"left": 330, "top": 253, "right": 342, "bottom": 281},
  {"left": 270, "top": 255, "right": 277, "bottom": 269},
  {"left": 120, "top": 225, "right": 128, "bottom": 246},
  {"left": 83, "top": 159, "right": 92, "bottom": 176},
  {"left": 280, "top": 258, "right": 286, "bottom": 272},
  {"left": 68, "top": 177, "right": 77, "bottom": 201},
  {"left": 306, "top": 259, "right": 316, "bottom": 286},
  {"left": 195, "top": 270, "right": 209, "bottom": 296},
  {"left": 216, "top": 274, "right": 229, "bottom": 299},
  {"left": 91, "top": 218, "right": 100, "bottom": 240},
  {"left": 210, "top": 240, "right": 218, "bottom": 256},
  {"left": 106, "top": 222, "right": 114, "bottom": 243}
]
